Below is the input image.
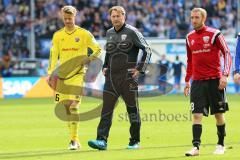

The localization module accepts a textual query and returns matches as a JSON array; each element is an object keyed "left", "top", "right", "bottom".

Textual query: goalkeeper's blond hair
[{"left": 61, "top": 5, "right": 77, "bottom": 16}]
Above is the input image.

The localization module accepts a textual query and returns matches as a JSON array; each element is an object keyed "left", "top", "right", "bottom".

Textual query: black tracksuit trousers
[{"left": 97, "top": 70, "right": 141, "bottom": 142}]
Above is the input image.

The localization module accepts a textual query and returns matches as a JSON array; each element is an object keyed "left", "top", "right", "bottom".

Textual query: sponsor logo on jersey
[
  {"left": 121, "top": 34, "right": 127, "bottom": 41},
  {"left": 203, "top": 36, "right": 210, "bottom": 43},
  {"left": 192, "top": 49, "right": 211, "bottom": 54},
  {"left": 62, "top": 48, "right": 79, "bottom": 51}
]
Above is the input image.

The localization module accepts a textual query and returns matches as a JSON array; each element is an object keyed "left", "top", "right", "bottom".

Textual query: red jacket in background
[{"left": 185, "top": 26, "right": 232, "bottom": 82}]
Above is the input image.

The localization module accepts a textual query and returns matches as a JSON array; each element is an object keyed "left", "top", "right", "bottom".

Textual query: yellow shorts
[{"left": 54, "top": 74, "right": 84, "bottom": 103}]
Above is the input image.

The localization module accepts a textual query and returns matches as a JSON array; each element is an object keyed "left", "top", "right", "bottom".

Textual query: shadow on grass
[{"left": 0, "top": 142, "right": 237, "bottom": 159}]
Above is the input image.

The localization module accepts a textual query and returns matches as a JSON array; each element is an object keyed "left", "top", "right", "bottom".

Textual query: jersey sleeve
[
  {"left": 185, "top": 39, "right": 192, "bottom": 82},
  {"left": 102, "top": 52, "right": 110, "bottom": 69},
  {"left": 47, "top": 33, "right": 59, "bottom": 75},
  {"left": 102, "top": 31, "right": 110, "bottom": 69},
  {"left": 86, "top": 31, "right": 101, "bottom": 61},
  {"left": 131, "top": 30, "right": 152, "bottom": 74},
  {"left": 215, "top": 33, "right": 232, "bottom": 76}
]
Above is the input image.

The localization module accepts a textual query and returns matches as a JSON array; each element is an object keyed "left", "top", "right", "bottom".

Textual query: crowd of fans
[{"left": 0, "top": 0, "right": 238, "bottom": 60}]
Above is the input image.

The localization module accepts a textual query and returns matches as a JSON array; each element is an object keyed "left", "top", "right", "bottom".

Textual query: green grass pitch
[{"left": 0, "top": 95, "right": 239, "bottom": 160}]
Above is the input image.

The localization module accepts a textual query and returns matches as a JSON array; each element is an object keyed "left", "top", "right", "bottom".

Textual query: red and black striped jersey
[{"left": 185, "top": 26, "right": 231, "bottom": 82}]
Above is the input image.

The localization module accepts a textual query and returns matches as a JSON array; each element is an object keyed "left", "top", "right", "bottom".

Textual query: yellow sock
[
  {"left": 68, "top": 105, "right": 80, "bottom": 142},
  {"left": 68, "top": 121, "right": 79, "bottom": 142}
]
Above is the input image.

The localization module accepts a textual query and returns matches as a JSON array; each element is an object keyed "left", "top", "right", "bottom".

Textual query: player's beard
[{"left": 193, "top": 22, "right": 204, "bottom": 30}]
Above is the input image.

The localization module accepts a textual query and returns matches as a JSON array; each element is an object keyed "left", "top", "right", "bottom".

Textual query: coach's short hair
[
  {"left": 191, "top": 8, "right": 207, "bottom": 18},
  {"left": 109, "top": 6, "right": 126, "bottom": 16},
  {"left": 61, "top": 5, "right": 77, "bottom": 16}
]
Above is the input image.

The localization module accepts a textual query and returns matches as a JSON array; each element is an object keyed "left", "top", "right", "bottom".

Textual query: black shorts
[{"left": 190, "top": 78, "right": 229, "bottom": 116}]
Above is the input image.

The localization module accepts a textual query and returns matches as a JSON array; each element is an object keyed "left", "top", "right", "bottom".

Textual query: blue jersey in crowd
[{"left": 235, "top": 33, "right": 240, "bottom": 73}]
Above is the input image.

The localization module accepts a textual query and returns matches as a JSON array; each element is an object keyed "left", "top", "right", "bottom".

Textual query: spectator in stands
[
  {"left": 158, "top": 54, "right": 170, "bottom": 93},
  {"left": 0, "top": 53, "right": 13, "bottom": 77},
  {"left": 0, "top": 0, "right": 237, "bottom": 59},
  {"left": 171, "top": 55, "right": 185, "bottom": 92}
]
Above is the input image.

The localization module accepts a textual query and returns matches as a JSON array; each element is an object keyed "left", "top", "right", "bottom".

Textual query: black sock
[
  {"left": 192, "top": 124, "right": 202, "bottom": 149},
  {"left": 217, "top": 124, "right": 226, "bottom": 146}
]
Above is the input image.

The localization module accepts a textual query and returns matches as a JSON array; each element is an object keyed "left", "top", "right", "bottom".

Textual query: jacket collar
[{"left": 114, "top": 23, "right": 126, "bottom": 33}]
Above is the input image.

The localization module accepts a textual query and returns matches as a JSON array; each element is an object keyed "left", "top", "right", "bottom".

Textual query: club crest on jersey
[
  {"left": 191, "top": 40, "right": 195, "bottom": 45},
  {"left": 121, "top": 34, "right": 127, "bottom": 41},
  {"left": 203, "top": 36, "right": 210, "bottom": 43},
  {"left": 75, "top": 37, "right": 80, "bottom": 42}
]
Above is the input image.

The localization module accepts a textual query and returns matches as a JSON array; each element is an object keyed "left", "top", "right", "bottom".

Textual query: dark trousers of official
[{"left": 97, "top": 71, "right": 141, "bottom": 142}]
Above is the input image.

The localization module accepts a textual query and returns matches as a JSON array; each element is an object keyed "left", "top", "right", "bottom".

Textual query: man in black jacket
[{"left": 88, "top": 6, "right": 152, "bottom": 150}]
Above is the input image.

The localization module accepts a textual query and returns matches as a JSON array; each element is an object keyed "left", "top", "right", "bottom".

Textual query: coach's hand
[
  {"left": 219, "top": 75, "right": 227, "bottom": 90},
  {"left": 233, "top": 73, "right": 240, "bottom": 84},
  {"left": 184, "top": 82, "right": 190, "bottom": 96},
  {"left": 132, "top": 69, "right": 140, "bottom": 79}
]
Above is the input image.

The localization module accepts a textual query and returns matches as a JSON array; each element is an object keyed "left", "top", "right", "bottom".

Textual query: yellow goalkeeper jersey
[{"left": 47, "top": 25, "right": 101, "bottom": 78}]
